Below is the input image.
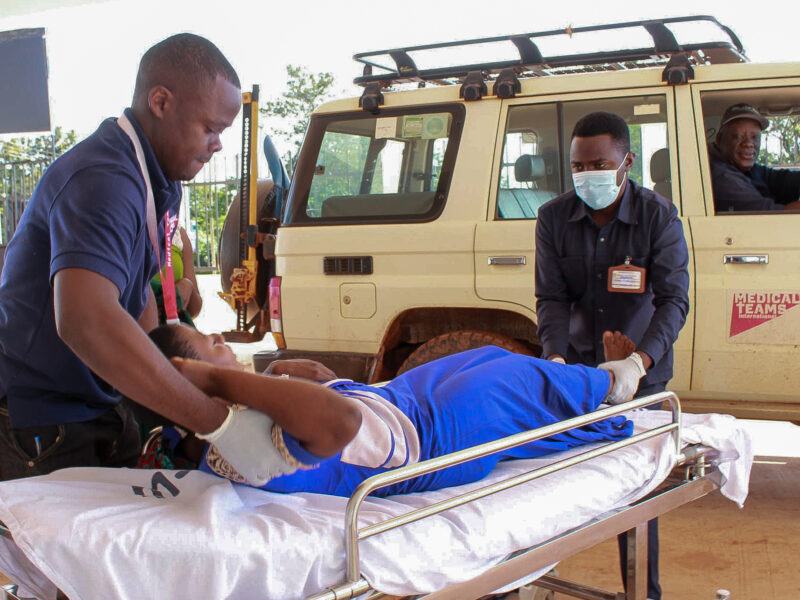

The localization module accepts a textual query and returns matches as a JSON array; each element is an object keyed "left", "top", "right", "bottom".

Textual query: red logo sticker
[{"left": 730, "top": 292, "right": 800, "bottom": 337}]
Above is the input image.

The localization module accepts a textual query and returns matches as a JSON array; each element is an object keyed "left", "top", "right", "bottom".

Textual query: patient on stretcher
[{"left": 150, "top": 325, "right": 635, "bottom": 496}]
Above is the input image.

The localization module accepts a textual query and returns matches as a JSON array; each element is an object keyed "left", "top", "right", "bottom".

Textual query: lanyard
[{"left": 117, "top": 114, "right": 179, "bottom": 325}]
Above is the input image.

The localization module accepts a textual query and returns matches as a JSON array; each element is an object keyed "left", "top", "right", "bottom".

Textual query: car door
[
  {"left": 686, "top": 78, "right": 800, "bottom": 417},
  {"left": 475, "top": 89, "right": 682, "bottom": 366}
]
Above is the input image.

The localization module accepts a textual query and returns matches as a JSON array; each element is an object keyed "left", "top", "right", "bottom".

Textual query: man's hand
[
  {"left": 171, "top": 357, "right": 223, "bottom": 397},
  {"left": 196, "top": 406, "right": 297, "bottom": 487},
  {"left": 783, "top": 199, "right": 800, "bottom": 211},
  {"left": 264, "top": 359, "right": 337, "bottom": 382},
  {"left": 597, "top": 353, "right": 646, "bottom": 405}
]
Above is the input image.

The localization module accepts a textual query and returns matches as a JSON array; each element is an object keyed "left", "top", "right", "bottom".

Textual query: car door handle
[
  {"left": 488, "top": 256, "right": 526, "bottom": 266},
  {"left": 723, "top": 254, "right": 769, "bottom": 265}
]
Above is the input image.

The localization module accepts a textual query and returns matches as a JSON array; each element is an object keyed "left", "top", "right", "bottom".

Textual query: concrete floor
[{"left": 552, "top": 456, "right": 800, "bottom": 600}]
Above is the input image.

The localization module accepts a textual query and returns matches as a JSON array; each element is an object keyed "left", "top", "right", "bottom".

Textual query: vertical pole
[
  {"left": 625, "top": 524, "right": 648, "bottom": 600},
  {"left": 237, "top": 89, "right": 253, "bottom": 331},
  {"left": 235, "top": 85, "right": 260, "bottom": 332}
]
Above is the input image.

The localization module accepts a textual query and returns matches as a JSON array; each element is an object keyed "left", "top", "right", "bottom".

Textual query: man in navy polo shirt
[
  {"left": 0, "top": 34, "right": 287, "bottom": 488},
  {"left": 534, "top": 111, "right": 690, "bottom": 600}
]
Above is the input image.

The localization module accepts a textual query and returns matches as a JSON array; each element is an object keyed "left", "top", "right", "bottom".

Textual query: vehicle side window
[
  {"left": 560, "top": 96, "right": 670, "bottom": 199},
  {"left": 700, "top": 89, "right": 800, "bottom": 215},
  {"left": 293, "top": 107, "right": 462, "bottom": 223},
  {"left": 497, "top": 95, "right": 670, "bottom": 220},
  {"left": 497, "top": 104, "right": 561, "bottom": 220}
]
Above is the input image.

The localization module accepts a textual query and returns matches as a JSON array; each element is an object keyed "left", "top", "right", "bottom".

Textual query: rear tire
[{"left": 397, "top": 329, "right": 534, "bottom": 375}]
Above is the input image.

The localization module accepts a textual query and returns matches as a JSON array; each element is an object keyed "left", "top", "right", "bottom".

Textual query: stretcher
[{"left": 0, "top": 392, "right": 752, "bottom": 600}]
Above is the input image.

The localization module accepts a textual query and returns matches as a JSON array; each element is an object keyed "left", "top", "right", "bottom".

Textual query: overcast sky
[{"left": 2, "top": 0, "right": 799, "bottom": 167}]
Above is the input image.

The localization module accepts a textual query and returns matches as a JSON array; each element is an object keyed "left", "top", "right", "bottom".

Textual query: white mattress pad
[{"left": 0, "top": 409, "right": 752, "bottom": 600}]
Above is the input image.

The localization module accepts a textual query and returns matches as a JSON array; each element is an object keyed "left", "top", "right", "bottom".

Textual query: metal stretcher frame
[
  {"left": 307, "top": 391, "right": 718, "bottom": 600},
  {"left": 0, "top": 392, "right": 719, "bottom": 600}
]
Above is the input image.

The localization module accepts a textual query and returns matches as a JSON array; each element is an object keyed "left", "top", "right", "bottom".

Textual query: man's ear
[
  {"left": 623, "top": 151, "right": 636, "bottom": 172},
  {"left": 147, "top": 85, "right": 174, "bottom": 120},
  {"left": 616, "top": 151, "right": 635, "bottom": 187}
]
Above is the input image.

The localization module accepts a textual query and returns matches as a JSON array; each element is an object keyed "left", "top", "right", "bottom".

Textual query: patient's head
[{"left": 149, "top": 323, "right": 241, "bottom": 369}]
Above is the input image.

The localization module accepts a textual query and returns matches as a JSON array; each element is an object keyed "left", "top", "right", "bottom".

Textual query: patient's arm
[
  {"left": 264, "top": 359, "right": 337, "bottom": 382},
  {"left": 172, "top": 358, "right": 362, "bottom": 458}
]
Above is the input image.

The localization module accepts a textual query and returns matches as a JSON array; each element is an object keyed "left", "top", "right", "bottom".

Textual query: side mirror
[{"left": 263, "top": 135, "right": 290, "bottom": 189}]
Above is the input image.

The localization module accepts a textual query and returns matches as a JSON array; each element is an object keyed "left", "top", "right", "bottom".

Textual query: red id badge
[{"left": 607, "top": 256, "right": 646, "bottom": 294}]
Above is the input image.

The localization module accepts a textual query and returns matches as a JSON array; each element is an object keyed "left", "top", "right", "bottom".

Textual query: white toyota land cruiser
[{"left": 226, "top": 16, "right": 800, "bottom": 421}]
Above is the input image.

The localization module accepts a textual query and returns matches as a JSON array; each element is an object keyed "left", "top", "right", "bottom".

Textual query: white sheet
[{"left": 0, "top": 409, "right": 752, "bottom": 600}]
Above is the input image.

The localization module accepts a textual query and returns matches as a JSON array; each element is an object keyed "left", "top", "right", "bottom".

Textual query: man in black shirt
[
  {"left": 709, "top": 103, "right": 800, "bottom": 212},
  {"left": 535, "top": 111, "right": 690, "bottom": 600}
]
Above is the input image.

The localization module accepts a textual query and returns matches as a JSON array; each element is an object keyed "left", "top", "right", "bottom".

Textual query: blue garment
[
  {"left": 534, "top": 180, "right": 690, "bottom": 388},
  {"left": 709, "top": 143, "right": 800, "bottom": 212},
  {"left": 200, "top": 346, "right": 631, "bottom": 497},
  {"left": 0, "top": 109, "right": 182, "bottom": 427}
]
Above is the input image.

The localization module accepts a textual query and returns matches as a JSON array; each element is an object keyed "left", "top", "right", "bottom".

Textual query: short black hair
[
  {"left": 149, "top": 324, "right": 200, "bottom": 360},
  {"left": 571, "top": 111, "right": 630, "bottom": 153},
  {"left": 133, "top": 33, "right": 240, "bottom": 101}
]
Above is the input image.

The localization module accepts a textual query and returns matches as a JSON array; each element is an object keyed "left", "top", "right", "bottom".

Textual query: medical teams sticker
[{"left": 727, "top": 290, "right": 800, "bottom": 343}]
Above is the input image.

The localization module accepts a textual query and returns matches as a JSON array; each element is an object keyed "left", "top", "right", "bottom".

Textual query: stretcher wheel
[{"left": 397, "top": 329, "right": 533, "bottom": 375}]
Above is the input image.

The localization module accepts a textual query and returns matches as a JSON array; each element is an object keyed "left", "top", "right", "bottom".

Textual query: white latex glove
[
  {"left": 597, "top": 352, "right": 646, "bottom": 405},
  {"left": 196, "top": 405, "right": 296, "bottom": 486},
  {"left": 549, "top": 356, "right": 566, "bottom": 364}
]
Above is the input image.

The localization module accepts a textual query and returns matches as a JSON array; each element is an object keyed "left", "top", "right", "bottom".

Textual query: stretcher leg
[
  {"left": 624, "top": 524, "right": 647, "bottom": 600},
  {"left": 2, "top": 584, "right": 26, "bottom": 600}
]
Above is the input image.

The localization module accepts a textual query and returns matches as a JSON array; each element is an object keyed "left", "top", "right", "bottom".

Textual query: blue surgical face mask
[{"left": 572, "top": 154, "right": 629, "bottom": 210}]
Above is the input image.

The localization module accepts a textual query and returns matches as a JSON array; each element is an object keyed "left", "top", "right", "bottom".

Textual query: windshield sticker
[
  {"left": 375, "top": 117, "right": 397, "bottom": 139},
  {"left": 402, "top": 116, "right": 424, "bottom": 138},
  {"left": 634, "top": 103, "right": 661, "bottom": 116},
  {"left": 727, "top": 290, "right": 800, "bottom": 344},
  {"left": 422, "top": 114, "right": 449, "bottom": 139}
]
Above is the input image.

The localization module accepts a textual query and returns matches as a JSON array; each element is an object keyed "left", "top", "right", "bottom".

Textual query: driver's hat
[{"left": 720, "top": 103, "right": 768, "bottom": 130}]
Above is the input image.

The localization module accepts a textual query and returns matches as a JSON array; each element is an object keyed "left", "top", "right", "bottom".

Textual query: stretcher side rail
[
  {"left": 305, "top": 392, "right": 682, "bottom": 600},
  {"left": 0, "top": 393, "right": 703, "bottom": 600}
]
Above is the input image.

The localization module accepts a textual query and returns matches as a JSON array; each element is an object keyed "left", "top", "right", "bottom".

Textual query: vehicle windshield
[{"left": 286, "top": 106, "right": 463, "bottom": 224}]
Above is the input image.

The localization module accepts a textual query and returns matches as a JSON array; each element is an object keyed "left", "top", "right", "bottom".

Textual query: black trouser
[
  {"left": 616, "top": 381, "right": 666, "bottom": 600},
  {"left": 0, "top": 397, "right": 141, "bottom": 481}
]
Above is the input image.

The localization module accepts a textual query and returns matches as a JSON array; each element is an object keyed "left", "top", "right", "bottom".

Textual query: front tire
[{"left": 397, "top": 329, "right": 535, "bottom": 375}]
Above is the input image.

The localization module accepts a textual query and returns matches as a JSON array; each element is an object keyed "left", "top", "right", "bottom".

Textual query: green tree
[
  {"left": 260, "top": 65, "right": 335, "bottom": 174},
  {"left": 628, "top": 124, "right": 644, "bottom": 185},
  {"left": 184, "top": 181, "right": 240, "bottom": 269},
  {"left": 760, "top": 116, "right": 800, "bottom": 167},
  {"left": 0, "top": 127, "right": 77, "bottom": 162}
]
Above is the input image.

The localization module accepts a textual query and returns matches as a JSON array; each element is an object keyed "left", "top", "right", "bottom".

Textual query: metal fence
[
  {"left": 0, "top": 157, "right": 240, "bottom": 273},
  {"left": 1, "top": 160, "right": 49, "bottom": 245}
]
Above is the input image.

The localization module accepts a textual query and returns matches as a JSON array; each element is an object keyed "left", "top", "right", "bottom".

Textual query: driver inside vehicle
[{"left": 708, "top": 103, "right": 800, "bottom": 213}]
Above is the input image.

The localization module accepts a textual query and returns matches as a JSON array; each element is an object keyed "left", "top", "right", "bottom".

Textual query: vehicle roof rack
[{"left": 353, "top": 15, "right": 747, "bottom": 87}]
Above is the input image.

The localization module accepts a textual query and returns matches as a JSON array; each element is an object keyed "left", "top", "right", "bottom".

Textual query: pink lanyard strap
[
  {"left": 160, "top": 213, "right": 180, "bottom": 324},
  {"left": 117, "top": 114, "right": 179, "bottom": 325}
]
